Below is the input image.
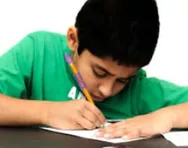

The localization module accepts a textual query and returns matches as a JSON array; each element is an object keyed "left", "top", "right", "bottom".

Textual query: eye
[
  {"left": 117, "top": 79, "right": 129, "bottom": 84},
  {"left": 92, "top": 69, "right": 107, "bottom": 78},
  {"left": 117, "top": 75, "right": 135, "bottom": 84}
]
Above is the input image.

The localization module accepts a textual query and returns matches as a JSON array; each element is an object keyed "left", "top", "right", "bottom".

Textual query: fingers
[
  {"left": 96, "top": 123, "right": 152, "bottom": 139},
  {"left": 84, "top": 101, "right": 106, "bottom": 125},
  {"left": 55, "top": 119, "right": 83, "bottom": 130},
  {"left": 74, "top": 100, "right": 105, "bottom": 129},
  {"left": 48, "top": 100, "right": 105, "bottom": 130},
  {"left": 97, "top": 120, "right": 128, "bottom": 134},
  {"left": 105, "top": 120, "right": 127, "bottom": 129},
  {"left": 78, "top": 115, "right": 98, "bottom": 130},
  {"left": 81, "top": 106, "right": 101, "bottom": 127},
  {"left": 96, "top": 126, "right": 125, "bottom": 138},
  {"left": 97, "top": 128, "right": 141, "bottom": 139},
  {"left": 78, "top": 100, "right": 105, "bottom": 126},
  {"left": 95, "top": 119, "right": 142, "bottom": 139}
]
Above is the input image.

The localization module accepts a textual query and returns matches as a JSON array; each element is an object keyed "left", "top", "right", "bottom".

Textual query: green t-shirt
[{"left": 0, "top": 31, "right": 188, "bottom": 119}]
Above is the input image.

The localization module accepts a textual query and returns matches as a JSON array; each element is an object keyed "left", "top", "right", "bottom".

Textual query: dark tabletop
[{"left": 0, "top": 127, "right": 187, "bottom": 148}]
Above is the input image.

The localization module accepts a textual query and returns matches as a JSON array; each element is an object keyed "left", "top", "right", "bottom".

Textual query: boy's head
[{"left": 67, "top": 0, "right": 160, "bottom": 101}]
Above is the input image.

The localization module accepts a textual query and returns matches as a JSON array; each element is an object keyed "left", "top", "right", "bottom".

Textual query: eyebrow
[{"left": 93, "top": 64, "right": 136, "bottom": 80}]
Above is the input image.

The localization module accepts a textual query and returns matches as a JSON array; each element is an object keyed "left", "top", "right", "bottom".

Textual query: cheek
[
  {"left": 112, "top": 83, "right": 125, "bottom": 95},
  {"left": 78, "top": 65, "right": 99, "bottom": 91}
]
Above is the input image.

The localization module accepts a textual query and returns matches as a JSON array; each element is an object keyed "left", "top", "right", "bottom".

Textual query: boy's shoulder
[
  {"left": 27, "top": 30, "right": 66, "bottom": 41},
  {"left": 135, "top": 69, "right": 147, "bottom": 78}
]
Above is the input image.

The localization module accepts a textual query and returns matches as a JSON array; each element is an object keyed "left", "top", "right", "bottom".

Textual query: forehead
[{"left": 81, "top": 50, "right": 138, "bottom": 77}]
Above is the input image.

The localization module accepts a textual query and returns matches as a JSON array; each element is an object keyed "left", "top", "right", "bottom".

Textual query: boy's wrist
[
  {"left": 167, "top": 107, "right": 177, "bottom": 129},
  {"left": 151, "top": 106, "right": 176, "bottom": 130},
  {"left": 39, "top": 101, "right": 52, "bottom": 126},
  {"left": 160, "top": 106, "right": 177, "bottom": 129}
]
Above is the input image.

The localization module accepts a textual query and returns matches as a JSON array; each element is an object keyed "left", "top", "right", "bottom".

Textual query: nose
[{"left": 98, "top": 81, "right": 114, "bottom": 98}]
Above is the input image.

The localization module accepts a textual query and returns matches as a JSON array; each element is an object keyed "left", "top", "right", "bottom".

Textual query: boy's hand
[
  {"left": 43, "top": 99, "right": 105, "bottom": 130},
  {"left": 96, "top": 109, "right": 174, "bottom": 139}
]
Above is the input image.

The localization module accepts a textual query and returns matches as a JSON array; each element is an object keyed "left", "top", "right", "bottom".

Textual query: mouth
[{"left": 91, "top": 94, "right": 105, "bottom": 102}]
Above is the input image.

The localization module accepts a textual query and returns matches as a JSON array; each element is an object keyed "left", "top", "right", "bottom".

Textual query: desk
[{"left": 0, "top": 127, "right": 186, "bottom": 148}]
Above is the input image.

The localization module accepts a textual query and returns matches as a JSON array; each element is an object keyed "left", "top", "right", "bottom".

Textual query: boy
[{"left": 0, "top": 0, "right": 188, "bottom": 140}]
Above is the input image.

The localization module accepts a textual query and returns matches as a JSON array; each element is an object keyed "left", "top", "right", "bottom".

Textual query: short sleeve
[
  {"left": 0, "top": 35, "right": 34, "bottom": 98},
  {"left": 129, "top": 75, "right": 188, "bottom": 115}
]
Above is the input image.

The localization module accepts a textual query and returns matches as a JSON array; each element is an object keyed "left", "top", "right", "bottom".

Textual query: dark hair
[{"left": 75, "top": 0, "right": 160, "bottom": 67}]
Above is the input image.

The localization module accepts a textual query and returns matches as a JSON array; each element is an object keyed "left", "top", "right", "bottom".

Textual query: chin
[
  {"left": 92, "top": 96, "right": 105, "bottom": 102},
  {"left": 93, "top": 99, "right": 104, "bottom": 102}
]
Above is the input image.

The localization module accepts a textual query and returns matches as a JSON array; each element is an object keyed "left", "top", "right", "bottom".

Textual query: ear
[{"left": 67, "top": 26, "right": 79, "bottom": 52}]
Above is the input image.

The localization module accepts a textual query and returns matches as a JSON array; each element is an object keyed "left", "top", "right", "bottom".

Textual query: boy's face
[
  {"left": 67, "top": 26, "right": 138, "bottom": 101},
  {"left": 73, "top": 50, "right": 138, "bottom": 101}
]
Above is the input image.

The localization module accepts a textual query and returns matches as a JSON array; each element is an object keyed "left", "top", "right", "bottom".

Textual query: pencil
[{"left": 65, "top": 53, "right": 95, "bottom": 104}]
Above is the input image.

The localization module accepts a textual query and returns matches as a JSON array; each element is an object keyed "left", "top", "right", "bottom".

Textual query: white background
[{"left": 0, "top": 0, "right": 187, "bottom": 85}]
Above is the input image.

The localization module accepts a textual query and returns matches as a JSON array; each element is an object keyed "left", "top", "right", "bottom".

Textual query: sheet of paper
[
  {"left": 40, "top": 123, "right": 145, "bottom": 143},
  {"left": 163, "top": 131, "right": 188, "bottom": 146}
]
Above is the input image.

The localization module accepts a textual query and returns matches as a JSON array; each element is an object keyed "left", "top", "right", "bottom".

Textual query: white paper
[
  {"left": 163, "top": 131, "right": 188, "bottom": 146},
  {"left": 40, "top": 123, "right": 145, "bottom": 143}
]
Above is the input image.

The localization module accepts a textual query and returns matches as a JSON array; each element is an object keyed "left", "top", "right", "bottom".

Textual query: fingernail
[
  {"left": 122, "top": 135, "right": 129, "bottom": 140},
  {"left": 95, "top": 131, "right": 102, "bottom": 137},
  {"left": 99, "top": 124, "right": 105, "bottom": 128},
  {"left": 104, "top": 134, "right": 111, "bottom": 138},
  {"left": 96, "top": 124, "right": 100, "bottom": 128}
]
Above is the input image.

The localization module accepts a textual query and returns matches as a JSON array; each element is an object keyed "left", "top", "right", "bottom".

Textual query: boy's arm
[
  {"left": 137, "top": 76, "right": 188, "bottom": 128},
  {"left": 162, "top": 102, "right": 188, "bottom": 128},
  {"left": 0, "top": 93, "right": 48, "bottom": 125},
  {"left": 0, "top": 33, "right": 105, "bottom": 129},
  {"left": 0, "top": 33, "right": 47, "bottom": 125},
  {"left": 97, "top": 75, "right": 188, "bottom": 139}
]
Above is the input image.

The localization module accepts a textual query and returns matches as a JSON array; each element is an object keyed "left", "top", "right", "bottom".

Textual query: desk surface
[{"left": 0, "top": 127, "right": 186, "bottom": 148}]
